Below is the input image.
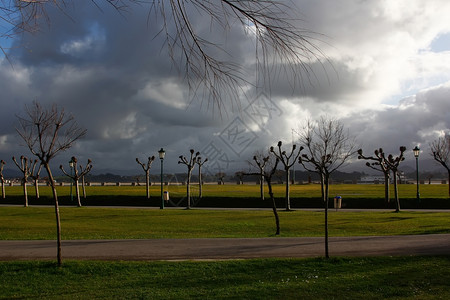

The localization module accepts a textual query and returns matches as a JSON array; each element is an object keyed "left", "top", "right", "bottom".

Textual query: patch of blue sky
[
  {"left": 430, "top": 32, "right": 450, "bottom": 52},
  {"left": 0, "top": 19, "right": 14, "bottom": 54}
]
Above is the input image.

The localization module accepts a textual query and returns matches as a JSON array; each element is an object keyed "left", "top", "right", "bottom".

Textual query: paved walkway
[{"left": 0, "top": 234, "right": 449, "bottom": 261}]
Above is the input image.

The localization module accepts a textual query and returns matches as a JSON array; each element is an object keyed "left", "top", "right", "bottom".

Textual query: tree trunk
[
  {"left": 323, "top": 174, "right": 330, "bottom": 259},
  {"left": 285, "top": 168, "right": 290, "bottom": 211},
  {"left": 1, "top": 180, "right": 4, "bottom": 199},
  {"left": 145, "top": 171, "right": 150, "bottom": 199},
  {"left": 393, "top": 170, "right": 400, "bottom": 212},
  {"left": 34, "top": 179, "right": 40, "bottom": 199},
  {"left": 75, "top": 179, "right": 81, "bottom": 207},
  {"left": 82, "top": 176, "right": 86, "bottom": 199},
  {"left": 186, "top": 170, "right": 191, "bottom": 209},
  {"left": 198, "top": 167, "right": 203, "bottom": 199},
  {"left": 44, "top": 163, "right": 62, "bottom": 267},
  {"left": 384, "top": 172, "right": 390, "bottom": 207},
  {"left": 260, "top": 175, "right": 264, "bottom": 201},
  {"left": 267, "top": 178, "right": 280, "bottom": 235},
  {"left": 23, "top": 180, "right": 28, "bottom": 207}
]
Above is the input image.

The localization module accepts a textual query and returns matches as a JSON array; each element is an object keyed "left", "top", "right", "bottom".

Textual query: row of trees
[
  {"left": 136, "top": 150, "right": 208, "bottom": 209},
  {"left": 7, "top": 102, "right": 450, "bottom": 264},
  {"left": 0, "top": 155, "right": 92, "bottom": 208}
]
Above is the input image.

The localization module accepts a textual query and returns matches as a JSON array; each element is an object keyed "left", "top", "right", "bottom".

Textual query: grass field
[
  {"left": 2, "top": 184, "right": 450, "bottom": 299},
  {"left": 2, "top": 183, "right": 449, "bottom": 199},
  {"left": 1, "top": 257, "right": 450, "bottom": 299},
  {"left": 1, "top": 206, "right": 449, "bottom": 239}
]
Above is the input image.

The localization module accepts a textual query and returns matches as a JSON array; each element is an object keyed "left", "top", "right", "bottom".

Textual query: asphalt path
[{"left": 1, "top": 234, "right": 449, "bottom": 261}]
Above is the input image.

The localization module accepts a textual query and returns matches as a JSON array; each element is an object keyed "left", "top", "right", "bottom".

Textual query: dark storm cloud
[{"left": 1, "top": 1, "right": 450, "bottom": 174}]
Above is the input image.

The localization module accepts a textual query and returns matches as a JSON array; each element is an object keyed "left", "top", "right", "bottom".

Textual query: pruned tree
[
  {"left": 357, "top": 148, "right": 391, "bottom": 206},
  {"left": 178, "top": 149, "right": 199, "bottom": 209},
  {"left": 246, "top": 154, "right": 281, "bottom": 235},
  {"left": 235, "top": 171, "right": 244, "bottom": 185},
  {"left": 30, "top": 159, "right": 43, "bottom": 200},
  {"left": 80, "top": 165, "right": 88, "bottom": 199},
  {"left": 247, "top": 150, "right": 270, "bottom": 201},
  {"left": 385, "top": 146, "right": 407, "bottom": 213},
  {"left": 216, "top": 172, "right": 226, "bottom": 185},
  {"left": 270, "top": 141, "right": 303, "bottom": 211},
  {"left": 430, "top": 133, "right": 450, "bottom": 197},
  {"left": 16, "top": 101, "right": 87, "bottom": 266},
  {"left": 60, "top": 157, "right": 93, "bottom": 207},
  {"left": 12, "top": 156, "right": 32, "bottom": 207},
  {"left": 195, "top": 156, "right": 208, "bottom": 200},
  {"left": 136, "top": 156, "right": 156, "bottom": 199},
  {"left": 297, "top": 117, "right": 356, "bottom": 258},
  {"left": 2, "top": 1, "right": 326, "bottom": 111},
  {"left": 0, "top": 160, "right": 6, "bottom": 199}
]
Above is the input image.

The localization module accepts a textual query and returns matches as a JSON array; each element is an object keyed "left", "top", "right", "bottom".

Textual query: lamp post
[
  {"left": 158, "top": 148, "right": 166, "bottom": 209},
  {"left": 413, "top": 146, "right": 420, "bottom": 202},
  {"left": 69, "top": 159, "right": 74, "bottom": 202}
]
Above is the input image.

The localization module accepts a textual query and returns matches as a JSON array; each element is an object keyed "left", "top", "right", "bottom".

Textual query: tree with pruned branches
[
  {"left": 136, "top": 156, "right": 156, "bottom": 199},
  {"left": 60, "top": 157, "right": 93, "bottom": 207},
  {"left": 385, "top": 146, "right": 407, "bottom": 213},
  {"left": 12, "top": 156, "right": 32, "bottom": 207},
  {"left": 270, "top": 141, "right": 303, "bottom": 211},
  {"left": 29, "top": 159, "right": 43, "bottom": 200},
  {"left": 178, "top": 149, "right": 200, "bottom": 209},
  {"left": 357, "top": 148, "right": 391, "bottom": 206},
  {"left": 246, "top": 153, "right": 281, "bottom": 235},
  {"left": 195, "top": 156, "right": 208, "bottom": 200},
  {"left": 430, "top": 133, "right": 450, "bottom": 197},
  {"left": 2, "top": 1, "right": 326, "bottom": 111},
  {"left": 16, "top": 101, "right": 87, "bottom": 266},
  {"left": 297, "top": 117, "right": 356, "bottom": 258}
]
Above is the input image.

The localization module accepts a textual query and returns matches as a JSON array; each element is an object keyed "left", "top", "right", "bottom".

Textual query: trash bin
[
  {"left": 163, "top": 191, "right": 169, "bottom": 201},
  {"left": 334, "top": 196, "right": 342, "bottom": 210}
]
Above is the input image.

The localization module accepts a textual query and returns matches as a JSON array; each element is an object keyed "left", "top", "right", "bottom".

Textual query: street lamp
[
  {"left": 158, "top": 148, "right": 166, "bottom": 209},
  {"left": 413, "top": 146, "right": 420, "bottom": 202},
  {"left": 69, "top": 159, "right": 74, "bottom": 202}
]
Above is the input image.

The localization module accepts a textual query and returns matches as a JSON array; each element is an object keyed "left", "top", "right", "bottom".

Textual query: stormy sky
[{"left": 1, "top": 1, "right": 450, "bottom": 177}]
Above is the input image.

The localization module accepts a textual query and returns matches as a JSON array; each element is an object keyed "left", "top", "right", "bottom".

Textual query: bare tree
[
  {"left": 216, "top": 172, "right": 226, "bottom": 185},
  {"left": 385, "top": 147, "right": 406, "bottom": 213},
  {"left": 81, "top": 166, "right": 88, "bottom": 199},
  {"left": 12, "top": 156, "right": 32, "bottom": 207},
  {"left": 235, "top": 171, "right": 244, "bottom": 185},
  {"left": 16, "top": 101, "right": 87, "bottom": 266},
  {"left": 246, "top": 154, "right": 281, "bottom": 235},
  {"left": 430, "top": 134, "right": 450, "bottom": 197},
  {"left": 195, "top": 156, "right": 208, "bottom": 200},
  {"left": 60, "top": 157, "right": 93, "bottom": 207},
  {"left": 270, "top": 141, "right": 303, "bottom": 211},
  {"left": 30, "top": 159, "right": 43, "bottom": 200},
  {"left": 0, "top": 160, "right": 6, "bottom": 199},
  {"left": 178, "top": 149, "right": 199, "bottom": 209},
  {"left": 297, "top": 117, "right": 356, "bottom": 258},
  {"left": 136, "top": 156, "right": 156, "bottom": 199},
  {"left": 357, "top": 148, "right": 391, "bottom": 206},
  {"left": 248, "top": 150, "right": 273, "bottom": 201},
  {"left": 2, "top": 1, "right": 326, "bottom": 110}
]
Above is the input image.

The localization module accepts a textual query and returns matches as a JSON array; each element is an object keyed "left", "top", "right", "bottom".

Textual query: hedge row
[{"left": 2, "top": 195, "right": 450, "bottom": 209}]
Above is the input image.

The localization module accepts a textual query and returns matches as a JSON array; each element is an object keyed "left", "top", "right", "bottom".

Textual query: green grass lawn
[
  {"left": 1, "top": 257, "right": 450, "bottom": 299},
  {"left": 3, "top": 183, "right": 449, "bottom": 199},
  {"left": 1, "top": 185, "right": 450, "bottom": 299},
  {"left": 1, "top": 206, "right": 449, "bottom": 240}
]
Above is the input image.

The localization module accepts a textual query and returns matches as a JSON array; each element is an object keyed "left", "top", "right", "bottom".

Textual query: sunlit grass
[
  {"left": 3, "top": 183, "right": 449, "bottom": 199},
  {"left": 1, "top": 207, "right": 449, "bottom": 240}
]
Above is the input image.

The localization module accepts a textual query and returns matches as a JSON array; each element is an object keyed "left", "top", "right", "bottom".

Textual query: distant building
[{"left": 358, "top": 176, "right": 386, "bottom": 184}]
